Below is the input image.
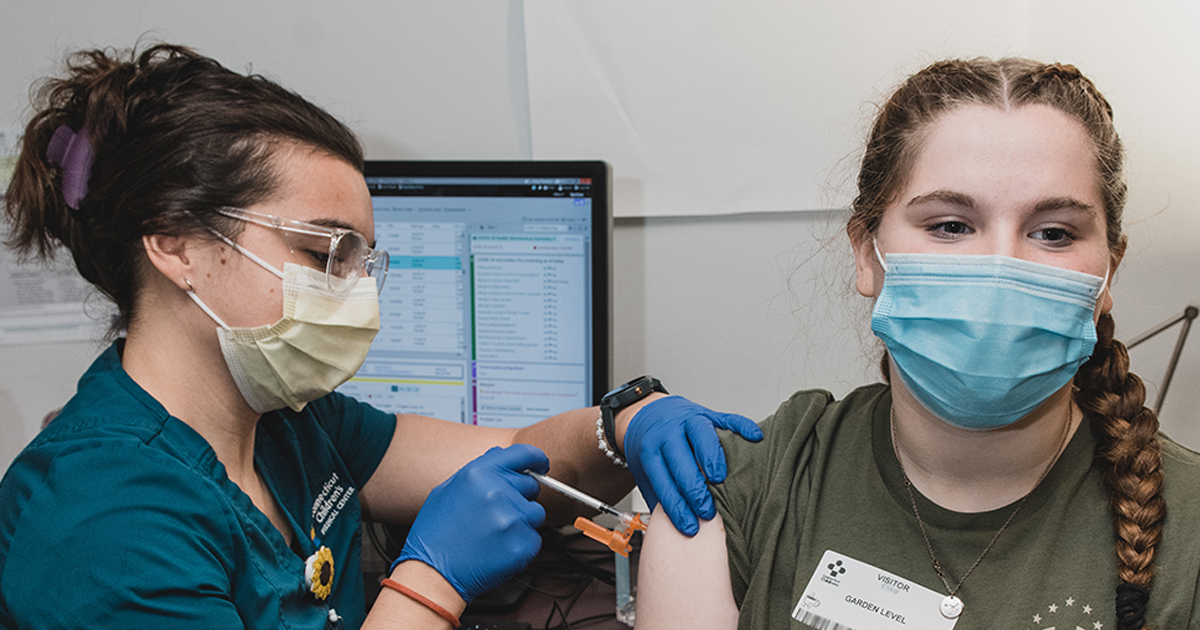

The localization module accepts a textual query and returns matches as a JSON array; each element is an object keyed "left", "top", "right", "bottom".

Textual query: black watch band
[{"left": 600, "top": 375, "right": 668, "bottom": 459}]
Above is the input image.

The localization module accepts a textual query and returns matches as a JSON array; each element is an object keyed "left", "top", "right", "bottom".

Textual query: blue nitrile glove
[
  {"left": 623, "top": 396, "right": 763, "bottom": 536},
  {"left": 392, "top": 444, "right": 549, "bottom": 603}
]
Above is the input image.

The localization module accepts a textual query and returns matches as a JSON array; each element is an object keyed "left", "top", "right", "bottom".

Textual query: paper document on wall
[
  {"left": 0, "top": 124, "right": 109, "bottom": 345},
  {"left": 0, "top": 247, "right": 108, "bottom": 346},
  {"left": 523, "top": 1, "right": 1031, "bottom": 217},
  {"left": 0, "top": 125, "right": 18, "bottom": 197}
]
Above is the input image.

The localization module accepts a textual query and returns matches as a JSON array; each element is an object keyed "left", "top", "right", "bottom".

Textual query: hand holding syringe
[{"left": 525, "top": 470, "right": 647, "bottom": 557}]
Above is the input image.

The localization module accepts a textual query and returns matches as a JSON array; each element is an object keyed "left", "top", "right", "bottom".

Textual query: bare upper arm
[{"left": 636, "top": 504, "right": 739, "bottom": 630}]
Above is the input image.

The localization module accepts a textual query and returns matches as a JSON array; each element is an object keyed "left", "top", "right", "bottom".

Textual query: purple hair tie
[{"left": 46, "top": 125, "right": 96, "bottom": 210}]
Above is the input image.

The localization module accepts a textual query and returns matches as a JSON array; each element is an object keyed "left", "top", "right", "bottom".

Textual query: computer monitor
[{"left": 336, "top": 161, "right": 611, "bottom": 428}]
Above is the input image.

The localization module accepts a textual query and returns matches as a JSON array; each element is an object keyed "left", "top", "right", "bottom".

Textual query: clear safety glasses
[{"left": 215, "top": 207, "right": 390, "bottom": 295}]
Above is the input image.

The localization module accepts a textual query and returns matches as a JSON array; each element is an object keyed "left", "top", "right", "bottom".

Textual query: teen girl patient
[{"left": 636, "top": 58, "right": 1200, "bottom": 630}]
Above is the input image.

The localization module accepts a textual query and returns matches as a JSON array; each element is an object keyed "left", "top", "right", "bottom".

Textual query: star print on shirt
[{"left": 1024, "top": 597, "right": 1103, "bottom": 630}]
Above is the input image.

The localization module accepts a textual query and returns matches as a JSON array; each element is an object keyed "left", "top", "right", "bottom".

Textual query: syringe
[
  {"left": 526, "top": 470, "right": 634, "bottom": 526},
  {"left": 525, "top": 470, "right": 647, "bottom": 556}
]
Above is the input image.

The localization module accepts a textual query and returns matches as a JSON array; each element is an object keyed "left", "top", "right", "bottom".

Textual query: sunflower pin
[{"left": 304, "top": 546, "right": 334, "bottom": 600}]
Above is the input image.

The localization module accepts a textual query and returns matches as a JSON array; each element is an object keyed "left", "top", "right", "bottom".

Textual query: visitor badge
[{"left": 792, "top": 550, "right": 958, "bottom": 630}]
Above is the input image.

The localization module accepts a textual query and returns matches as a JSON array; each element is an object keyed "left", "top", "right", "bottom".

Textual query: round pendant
[{"left": 940, "top": 595, "right": 964, "bottom": 619}]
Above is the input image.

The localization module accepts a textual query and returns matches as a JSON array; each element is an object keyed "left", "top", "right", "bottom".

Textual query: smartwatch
[{"left": 600, "top": 375, "right": 669, "bottom": 459}]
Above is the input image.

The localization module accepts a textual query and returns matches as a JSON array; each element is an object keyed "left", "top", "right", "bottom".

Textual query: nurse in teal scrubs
[{"left": 0, "top": 44, "right": 760, "bottom": 629}]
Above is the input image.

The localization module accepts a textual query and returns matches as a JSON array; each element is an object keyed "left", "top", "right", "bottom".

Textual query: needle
[{"left": 525, "top": 470, "right": 636, "bottom": 527}]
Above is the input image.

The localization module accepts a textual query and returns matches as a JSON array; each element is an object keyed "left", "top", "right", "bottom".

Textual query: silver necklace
[{"left": 890, "top": 404, "right": 1071, "bottom": 620}]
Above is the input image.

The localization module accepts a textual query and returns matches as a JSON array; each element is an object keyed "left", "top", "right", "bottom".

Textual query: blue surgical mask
[{"left": 870, "top": 243, "right": 1106, "bottom": 430}]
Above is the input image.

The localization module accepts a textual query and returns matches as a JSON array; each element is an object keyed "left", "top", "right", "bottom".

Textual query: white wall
[
  {"left": 2, "top": 1, "right": 1198, "bottom": 470},
  {"left": 0, "top": 1, "right": 534, "bottom": 467}
]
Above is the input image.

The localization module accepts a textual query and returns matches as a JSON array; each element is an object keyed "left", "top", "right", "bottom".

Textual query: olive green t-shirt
[{"left": 710, "top": 384, "right": 1200, "bottom": 630}]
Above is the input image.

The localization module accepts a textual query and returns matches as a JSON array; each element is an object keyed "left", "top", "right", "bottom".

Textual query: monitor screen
[{"left": 337, "top": 161, "right": 611, "bottom": 428}]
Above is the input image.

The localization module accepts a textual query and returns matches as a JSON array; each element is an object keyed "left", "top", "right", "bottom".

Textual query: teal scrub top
[{"left": 0, "top": 341, "right": 397, "bottom": 629}]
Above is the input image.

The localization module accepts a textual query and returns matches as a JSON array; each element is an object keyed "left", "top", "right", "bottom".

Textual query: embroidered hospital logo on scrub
[{"left": 311, "top": 472, "right": 356, "bottom": 537}]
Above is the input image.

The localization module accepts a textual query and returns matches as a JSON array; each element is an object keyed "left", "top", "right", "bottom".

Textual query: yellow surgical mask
[{"left": 188, "top": 258, "right": 381, "bottom": 414}]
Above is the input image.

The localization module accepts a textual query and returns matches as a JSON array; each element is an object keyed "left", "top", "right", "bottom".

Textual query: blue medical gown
[{"left": 0, "top": 341, "right": 396, "bottom": 629}]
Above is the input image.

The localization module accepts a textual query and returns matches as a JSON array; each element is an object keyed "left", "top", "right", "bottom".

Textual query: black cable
[
  {"left": 554, "top": 566, "right": 595, "bottom": 629},
  {"left": 364, "top": 521, "right": 389, "bottom": 563},
  {"left": 383, "top": 523, "right": 407, "bottom": 555},
  {"left": 545, "top": 612, "right": 614, "bottom": 630},
  {"left": 511, "top": 574, "right": 575, "bottom": 600},
  {"left": 542, "top": 598, "right": 572, "bottom": 630},
  {"left": 540, "top": 575, "right": 594, "bottom": 630}
]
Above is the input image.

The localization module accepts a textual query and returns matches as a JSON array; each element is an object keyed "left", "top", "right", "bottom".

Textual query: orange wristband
[{"left": 380, "top": 578, "right": 461, "bottom": 627}]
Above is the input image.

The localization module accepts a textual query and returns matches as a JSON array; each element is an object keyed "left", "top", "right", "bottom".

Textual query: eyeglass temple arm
[{"left": 205, "top": 228, "right": 286, "bottom": 280}]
